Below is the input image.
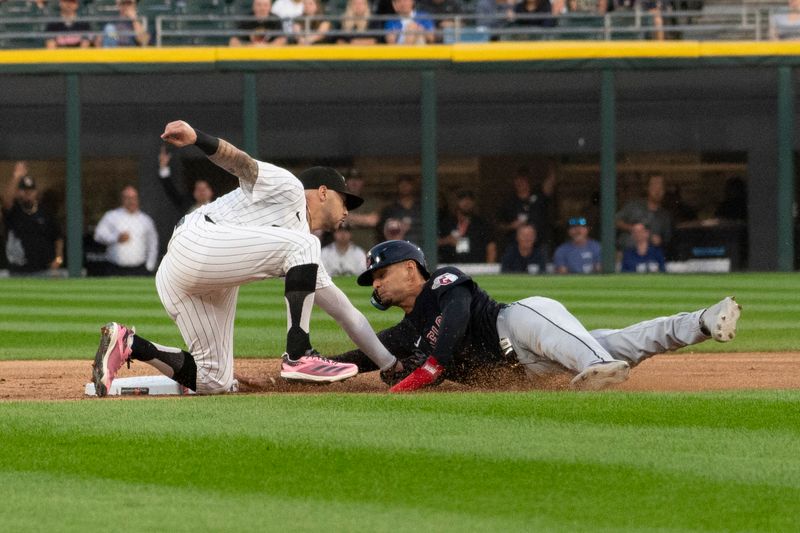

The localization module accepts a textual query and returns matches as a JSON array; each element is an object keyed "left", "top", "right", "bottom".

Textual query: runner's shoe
[
  {"left": 570, "top": 360, "right": 630, "bottom": 391},
  {"left": 92, "top": 322, "right": 135, "bottom": 397},
  {"left": 280, "top": 350, "right": 358, "bottom": 383},
  {"left": 701, "top": 296, "right": 742, "bottom": 342}
]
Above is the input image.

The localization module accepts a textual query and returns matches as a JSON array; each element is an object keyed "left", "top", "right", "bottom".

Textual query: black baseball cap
[
  {"left": 18, "top": 176, "right": 36, "bottom": 190},
  {"left": 298, "top": 166, "right": 364, "bottom": 211}
]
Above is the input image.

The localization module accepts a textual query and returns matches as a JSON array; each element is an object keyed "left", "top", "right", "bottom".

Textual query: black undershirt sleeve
[{"left": 431, "top": 284, "right": 472, "bottom": 366}]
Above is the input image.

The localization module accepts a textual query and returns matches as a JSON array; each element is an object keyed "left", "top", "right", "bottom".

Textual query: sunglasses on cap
[{"left": 568, "top": 217, "right": 587, "bottom": 226}]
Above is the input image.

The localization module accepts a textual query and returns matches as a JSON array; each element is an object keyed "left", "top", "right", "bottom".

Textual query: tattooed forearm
[{"left": 207, "top": 139, "right": 258, "bottom": 185}]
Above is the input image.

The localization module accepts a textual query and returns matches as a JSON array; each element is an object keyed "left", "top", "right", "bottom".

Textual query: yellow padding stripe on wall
[{"left": 2, "top": 41, "right": 800, "bottom": 65}]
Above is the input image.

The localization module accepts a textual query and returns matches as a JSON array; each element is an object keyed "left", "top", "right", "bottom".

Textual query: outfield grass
[
  {"left": 2, "top": 392, "right": 800, "bottom": 531},
  {"left": 0, "top": 272, "right": 798, "bottom": 360}
]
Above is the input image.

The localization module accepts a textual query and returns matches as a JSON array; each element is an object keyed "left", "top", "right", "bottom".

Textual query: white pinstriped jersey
[
  {"left": 154, "top": 158, "right": 397, "bottom": 393},
  {"left": 194, "top": 161, "right": 309, "bottom": 232}
]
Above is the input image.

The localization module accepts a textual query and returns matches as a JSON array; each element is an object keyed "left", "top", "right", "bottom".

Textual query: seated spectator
[
  {"left": 45, "top": 0, "right": 92, "bottom": 49},
  {"left": 715, "top": 176, "right": 747, "bottom": 221},
  {"left": 496, "top": 165, "right": 555, "bottom": 255},
  {"left": 512, "top": 0, "right": 556, "bottom": 28},
  {"left": 418, "top": 0, "right": 465, "bottom": 40},
  {"left": 615, "top": 173, "right": 673, "bottom": 252},
  {"left": 93, "top": 185, "right": 158, "bottom": 276},
  {"left": 344, "top": 169, "right": 382, "bottom": 249},
  {"left": 553, "top": 216, "right": 601, "bottom": 274},
  {"left": 384, "top": 0, "right": 435, "bottom": 44},
  {"left": 272, "top": 0, "right": 305, "bottom": 34},
  {"left": 772, "top": 0, "right": 800, "bottom": 40},
  {"left": 292, "top": 0, "right": 331, "bottom": 44},
  {"left": 379, "top": 174, "right": 422, "bottom": 244},
  {"left": 157, "top": 146, "right": 215, "bottom": 215},
  {"left": 438, "top": 189, "right": 497, "bottom": 264},
  {"left": 383, "top": 218, "right": 409, "bottom": 240},
  {"left": 2, "top": 162, "right": 64, "bottom": 276},
  {"left": 597, "top": 0, "right": 664, "bottom": 40},
  {"left": 320, "top": 223, "right": 367, "bottom": 276},
  {"left": 336, "top": 0, "right": 384, "bottom": 44},
  {"left": 664, "top": 183, "right": 697, "bottom": 225},
  {"left": 97, "top": 0, "right": 150, "bottom": 47},
  {"left": 230, "top": 0, "right": 288, "bottom": 46},
  {"left": 475, "top": 0, "right": 516, "bottom": 37},
  {"left": 500, "top": 224, "right": 546, "bottom": 274},
  {"left": 621, "top": 222, "right": 665, "bottom": 273}
]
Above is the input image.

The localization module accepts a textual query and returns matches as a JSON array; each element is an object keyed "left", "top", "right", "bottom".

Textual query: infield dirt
[{"left": 1, "top": 352, "right": 799, "bottom": 401}]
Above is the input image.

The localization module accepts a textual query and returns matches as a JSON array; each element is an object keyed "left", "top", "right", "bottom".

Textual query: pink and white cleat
[
  {"left": 280, "top": 350, "right": 358, "bottom": 383},
  {"left": 92, "top": 322, "right": 135, "bottom": 397}
]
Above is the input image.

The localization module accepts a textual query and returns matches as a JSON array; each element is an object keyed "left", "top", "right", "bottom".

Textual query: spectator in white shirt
[
  {"left": 321, "top": 223, "right": 366, "bottom": 276},
  {"left": 271, "top": 0, "right": 305, "bottom": 34},
  {"left": 93, "top": 185, "right": 159, "bottom": 275}
]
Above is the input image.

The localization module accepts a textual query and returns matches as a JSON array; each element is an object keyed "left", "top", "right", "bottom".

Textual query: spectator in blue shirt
[
  {"left": 384, "top": 0, "right": 435, "bottom": 44},
  {"left": 553, "top": 216, "right": 601, "bottom": 274},
  {"left": 621, "top": 222, "right": 666, "bottom": 273}
]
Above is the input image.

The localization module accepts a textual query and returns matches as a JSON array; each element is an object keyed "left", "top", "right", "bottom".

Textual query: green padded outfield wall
[{"left": 0, "top": 42, "right": 797, "bottom": 274}]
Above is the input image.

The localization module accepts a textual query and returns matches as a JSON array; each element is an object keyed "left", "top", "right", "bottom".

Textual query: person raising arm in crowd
[{"left": 2, "top": 162, "right": 64, "bottom": 276}]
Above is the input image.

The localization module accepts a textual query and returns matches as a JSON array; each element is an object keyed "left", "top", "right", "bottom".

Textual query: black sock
[
  {"left": 172, "top": 356, "right": 197, "bottom": 391},
  {"left": 131, "top": 335, "right": 197, "bottom": 391},
  {"left": 284, "top": 263, "right": 318, "bottom": 358}
]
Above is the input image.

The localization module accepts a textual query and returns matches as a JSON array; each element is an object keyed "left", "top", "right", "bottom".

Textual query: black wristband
[{"left": 194, "top": 129, "right": 220, "bottom": 156}]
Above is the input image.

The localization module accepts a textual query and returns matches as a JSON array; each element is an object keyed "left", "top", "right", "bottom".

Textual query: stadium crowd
[
  {"left": 2, "top": 0, "right": 799, "bottom": 50},
  {"left": 0, "top": 153, "right": 752, "bottom": 277},
  {"left": 0, "top": 0, "right": 706, "bottom": 47}
]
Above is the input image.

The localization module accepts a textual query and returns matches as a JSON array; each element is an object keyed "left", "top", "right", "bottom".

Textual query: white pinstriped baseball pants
[
  {"left": 496, "top": 296, "right": 707, "bottom": 378},
  {"left": 155, "top": 212, "right": 329, "bottom": 394}
]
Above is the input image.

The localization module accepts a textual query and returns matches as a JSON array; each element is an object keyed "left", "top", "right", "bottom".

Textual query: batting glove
[{"left": 389, "top": 356, "right": 445, "bottom": 393}]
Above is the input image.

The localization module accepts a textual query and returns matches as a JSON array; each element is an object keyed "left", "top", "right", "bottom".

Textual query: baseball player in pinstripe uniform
[
  {"left": 333, "top": 240, "right": 742, "bottom": 392},
  {"left": 91, "top": 120, "right": 398, "bottom": 396}
]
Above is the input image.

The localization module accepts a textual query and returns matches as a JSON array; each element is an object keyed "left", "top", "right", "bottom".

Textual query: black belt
[
  {"left": 175, "top": 214, "right": 214, "bottom": 229},
  {"left": 499, "top": 337, "right": 516, "bottom": 359}
]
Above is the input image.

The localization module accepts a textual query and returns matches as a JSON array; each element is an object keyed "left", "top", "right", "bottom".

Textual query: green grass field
[
  {"left": 1, "top": 273, "right": 799, "bottom": 531},
  {"left": 1, "top": 272, "right": 798, "bottom": 359}
]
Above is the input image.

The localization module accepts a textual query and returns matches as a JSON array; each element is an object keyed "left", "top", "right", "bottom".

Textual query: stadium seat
[
  {"left": 168, "top": 1, "right": 228, "bottom": 45},
  {"left": 138, "top": 0, "right": 176, "bottom": 16},
  {"left": 85, "top": 0, "right": 121, "bottom": 16},
  {"left": 0, "top": 1, "right": 41, "bottom": 16},
  {"left": 557, "top": 14, "right": 604, "bottom": 40},
  {"left": 443, "top": 26, "right": 490, "bottom": 43},
  {"left": 173, "top": 0, "right": 226, "bottom": 15}
]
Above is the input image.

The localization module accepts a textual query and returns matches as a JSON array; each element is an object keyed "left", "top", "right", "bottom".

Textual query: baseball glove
[{"left": 380, "top": 349, "right": 428, "bottom": 386}]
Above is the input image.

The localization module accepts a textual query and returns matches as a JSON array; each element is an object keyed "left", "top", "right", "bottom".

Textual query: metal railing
[
  {"left": 154, "top": 9, "right": 768, "bottom": 46},
  {"left": 0, "top": 7, "right": 794, "bottom": 48},
  {"left": 0, "top": 15, "right": 149, "bottom": 47}
]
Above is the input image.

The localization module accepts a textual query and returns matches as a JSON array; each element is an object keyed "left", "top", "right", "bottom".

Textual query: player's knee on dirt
[{"left": 196, "top": 373, "right": 237, "bottom": 395}]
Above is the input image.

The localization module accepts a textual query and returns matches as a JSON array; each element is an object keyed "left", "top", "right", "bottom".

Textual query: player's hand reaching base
[
  {"left": 389, "top": 356, "right": 445, "bottom": 393},
  {"left": 161, "top": 120, "right": 197, "bottom": 148}
]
